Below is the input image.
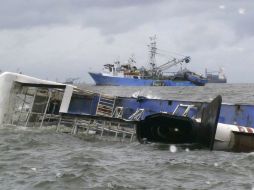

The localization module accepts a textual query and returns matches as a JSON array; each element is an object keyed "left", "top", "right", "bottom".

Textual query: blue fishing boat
[
  {"left": 89, "top": 71, "right": 204, "bottom": 86},
  {"left": 89, "top": 36, "right": 207, "bottom": 86}
]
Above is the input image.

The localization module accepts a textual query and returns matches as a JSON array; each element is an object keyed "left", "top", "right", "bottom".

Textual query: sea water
[{"left": 1, "top": 84, "right": 254, "bottom": 190}]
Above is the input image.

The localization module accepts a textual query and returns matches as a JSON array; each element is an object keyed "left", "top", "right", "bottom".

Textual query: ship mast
[
  {"left": 146, "top": 36, "right": 191, "bottom": 79},
  {"left": 148, "top": 35, "right": 157, "bottom": 71}
]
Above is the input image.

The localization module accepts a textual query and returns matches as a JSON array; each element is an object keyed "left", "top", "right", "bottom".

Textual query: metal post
[
  {"left": 122, "top": 132, "right": 126, "bottom": 142},
  {"left": 115, "top": 131, "right": 118, "bottom": 139},
  {"left": 40, "top": 90, "right": 52, "bottom": 128},
  {"left": 48, "top": 102, "right": 56, "bottom": 122},
  {"left": 86, "top": 120, "right": 91, "bottom": 135},
  {"left": 25, "top": 88, "right": 38, "bottom": 127},
  {"left": 56, "top": 115, "right": 62, "bottom": 131},
  {"left": 130, "top": 124, "right": 136, "bottom": 142},
  {"left": 130, "top": 127, "right": 135, "bottom": 142},
  {"left": 101, "top": 121, "right": 105, "bottom": 136},
  {"left": 130, "top": 133, "right": 134, "bottom": 142},
  {"left": 72, "top": 117, "right": 78, "bottom": 135},
  {"left": 16, "top": 87, "right": 28, "bottom": 125}
]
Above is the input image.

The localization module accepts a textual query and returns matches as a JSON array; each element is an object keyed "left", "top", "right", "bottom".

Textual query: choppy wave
[
  {"left": 1, "top": 84, "right": 254, "bottom": 189},
  {"left": 0, "top": 126, "right": 253, "bottom": 189}
]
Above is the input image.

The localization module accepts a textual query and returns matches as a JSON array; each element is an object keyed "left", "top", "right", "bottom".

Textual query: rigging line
[
  {"left": 156, "top": 52, "right": 176, "bottom": 59},
  {"left": 156, "top": 48, "right": 187, "bottom": 57}
]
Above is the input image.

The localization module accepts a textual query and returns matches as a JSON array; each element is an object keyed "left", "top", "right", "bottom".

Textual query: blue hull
[
  {"left": 89, "top": 72, "right": 199, "bottom": 86},
  {"left": 68, "top": 93, "right": 254, "bottom": 129}
]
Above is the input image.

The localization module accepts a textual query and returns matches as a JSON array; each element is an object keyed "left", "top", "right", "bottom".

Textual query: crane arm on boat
[{"left": 154, "top": 56, "right": 191, "bottom": 71}]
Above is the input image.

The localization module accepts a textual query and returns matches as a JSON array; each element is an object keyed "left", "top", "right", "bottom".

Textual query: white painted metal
[
  {"left": 25, "top": 89, "right": 38, "bottom": 127},
  {"left": 40, "top": 90, "right": 52, "bottom": 128},
  {"left": 172, "top": 104, "right": 195, "bottom": 116},
  {"left": 128, "top": 109, "right": 144, "bottom": 121},
  {"left": 59, "top": 85, "right": 73, "bottom": 113},
  {"left": 0, "top": 72, "right": 70, "bottom": 125},
  {"left": 96, "top": 94, "right": 116, "bottom": 117},
  {"left": 214, "top": 123, "right": 254, "bottom": 150}
]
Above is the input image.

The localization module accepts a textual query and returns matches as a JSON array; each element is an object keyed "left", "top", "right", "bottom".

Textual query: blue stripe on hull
[
  {"left": 89, "top": 72, "right": 196, "bottom": 86},
  {"left": 68, "top": 92, "right": 254, "bottom": 129}
]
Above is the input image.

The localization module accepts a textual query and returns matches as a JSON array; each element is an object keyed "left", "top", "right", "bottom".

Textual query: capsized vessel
[{"left": 1, "top": 72, "right": 253, "bottom": 152}]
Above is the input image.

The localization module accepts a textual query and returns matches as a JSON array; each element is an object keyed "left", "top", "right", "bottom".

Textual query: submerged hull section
[
  {"left": 67, "top": 92, "right": 254, "bottom": 129},
  {"left": 89, "top": 72, "right": 199, "bottom": 86},
  {"left": 136, "top": 96, "right": 222, "bottom": 150}
]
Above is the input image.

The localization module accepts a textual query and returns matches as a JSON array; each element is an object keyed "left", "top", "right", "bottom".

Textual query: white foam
[{"left": 169, "top": 145, "right": 177, "bottom": 153}]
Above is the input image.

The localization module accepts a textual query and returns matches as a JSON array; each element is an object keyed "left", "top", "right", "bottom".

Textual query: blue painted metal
[
  {"left": 89, "top": 72, "right": 202, "bottom": 86},
  {"left": 184, "top": 72, "right": 208, "bottom": 86},
  {"left": 67, "top": 93, "right": 254, "bottom": 128}
]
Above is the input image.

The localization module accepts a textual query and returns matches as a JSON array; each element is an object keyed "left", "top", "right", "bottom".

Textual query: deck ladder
[
  {"left": 128, "top": 108, "right": 144, "bottom": 121},
  {"left": 96, "top": 94, "right": 116, "bottom": 117},
  {"left": 112, "top": 106, "right": 124, "bottom": 118},
  {"left": 172, "top": 104, "right": 195, "bottom": 117}
]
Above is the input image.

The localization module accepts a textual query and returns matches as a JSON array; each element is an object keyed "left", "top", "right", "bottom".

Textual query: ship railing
[
  {"left": 128, "top": 108, "right": 145, "bottom": 121},
  {"left": 8, "top": 110, "right": 60, "bottom": 128},
  {"left": 56, "top": 113, "right": 136, "bottom": 143},
  {"left": 172, "top": 104, "right": 195, "bottom": 117},
  {"left": 56, "top": 105, "right": 138, "bottom": 142},
  {"left": 96, "top": 94, "right": 116, "bottom": 117}
]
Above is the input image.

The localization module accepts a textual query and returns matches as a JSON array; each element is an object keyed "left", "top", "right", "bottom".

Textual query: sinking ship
[
  {"left": 1, "top": 72, "right": 254, "bottom": 152},
  {"left": 89, "top": 36, "right": 207, "bottom": 86}
]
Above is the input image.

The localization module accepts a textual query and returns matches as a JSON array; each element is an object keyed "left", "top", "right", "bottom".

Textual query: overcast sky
[{"left": 0, "top": 0, "right": 253, "bottom": 83}]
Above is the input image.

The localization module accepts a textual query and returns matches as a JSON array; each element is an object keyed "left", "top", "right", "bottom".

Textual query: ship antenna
[{"left": 148, "top": 35, "right": 157, "bottom": 71}]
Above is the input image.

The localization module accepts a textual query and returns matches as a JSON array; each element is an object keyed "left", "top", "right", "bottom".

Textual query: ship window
[{"left": 168, "top": 100, "right": 173, "bottom": 106}]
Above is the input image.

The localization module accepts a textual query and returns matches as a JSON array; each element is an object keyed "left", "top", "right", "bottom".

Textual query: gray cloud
[
  {"left": 1, "top": 0, "right": 253, "bottom": 40},
  {"left": 0, "top": 0, "right": 163, "bottom": 29},
  {"left": 0, "top": 0, "right": 253, "bottom": 83}
]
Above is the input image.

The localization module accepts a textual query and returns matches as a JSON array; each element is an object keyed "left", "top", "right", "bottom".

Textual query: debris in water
[
  {"left": 56, "top": 172, "right": 62, "bottom": 178},
  {"left": 169, "top": 145, "right": 177, "bottom": 153},
  {"left": 107, "top": 182, "right": 114, "bottom": 188}
]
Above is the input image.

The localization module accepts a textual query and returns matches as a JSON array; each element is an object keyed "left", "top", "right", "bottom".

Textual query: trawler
[{"left": 89, "top": 36, "right": 207, "bottom": 86}]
